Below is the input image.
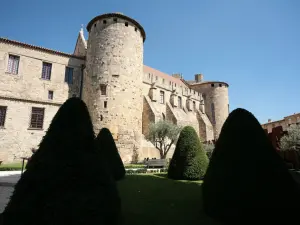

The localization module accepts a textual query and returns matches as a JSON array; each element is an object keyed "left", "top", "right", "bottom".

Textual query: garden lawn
[
  {"left": 118, "top": 174, "right": 221, "bottom": 225},
  {"left": 0, "top": 162, "right": 24, "bottom": 171}
]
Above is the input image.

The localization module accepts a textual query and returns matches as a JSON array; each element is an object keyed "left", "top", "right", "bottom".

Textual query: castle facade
[{"left": 0, "top": 13, "right": 229, "bottom": 163}]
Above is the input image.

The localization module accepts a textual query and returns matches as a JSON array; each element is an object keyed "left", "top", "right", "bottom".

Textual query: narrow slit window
[
  {"left": 100, "top": 84, "right": 107, "bottom": 95},
  {"left": 0, "top": 106, "right": 7, "bottom": 127}
]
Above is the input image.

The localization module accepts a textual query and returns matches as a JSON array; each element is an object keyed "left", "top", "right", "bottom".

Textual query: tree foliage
[
  {"left": 280, "top": 124, "right": 300, "bottom": 151},
  {"left": 96, "top": 128, "right": 125, "bottom": 181},
  {"left": 146, "top": 120, "right": 182, "bottom": 159},
  {"left": 203, "top": 143, "right": 215, "bottom": 159},
  {"left": 2, "top": 98, "right": 121, "bottom": 225},
  {"left": 202, "top": 108, "right": 300, "bottom": 225},
  {"left": 168, "top": 126, "right": 209, "bottom": 180}
]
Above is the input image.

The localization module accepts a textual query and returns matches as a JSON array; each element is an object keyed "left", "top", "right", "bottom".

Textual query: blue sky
[{"left": 1, "top": 0, "right": 299, "bottom": 123}]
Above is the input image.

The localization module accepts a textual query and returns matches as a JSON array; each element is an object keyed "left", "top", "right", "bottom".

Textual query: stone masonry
[{"left": 0, "top": 13, "right": 229, "bottom": 163}]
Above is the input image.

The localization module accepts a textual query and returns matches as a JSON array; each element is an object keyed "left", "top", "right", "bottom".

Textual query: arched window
[{"left": 100, "top": 115, "right": 103, "bottom": 121}]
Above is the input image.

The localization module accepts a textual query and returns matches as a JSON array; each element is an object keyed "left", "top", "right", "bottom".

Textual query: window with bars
[
  {"left": 48, "top": 90, "right": 54, "bottom": 100},
  {"left": 7, "top": 55, "right": 20, "bottom": 74},
  {"left": 178, "top": 96, "right": 182, "bottom": 108},
  {"left": 0, "top": 106, "right": 7, "bottom": 127},
  {"left": 42, "top": 62, "right": 52, "bottom": 80},
  {"left": 64, "top": 67, "right": 73, "bottom": 84},
  {"left": 160, "top": 91, "right": 165, "bottom": 104},
  {"left": 100, "top": 84, "right": 107, "bottom": 95},
  {"left": 30, "top": 107, "right": 45, "bottom": 129}
]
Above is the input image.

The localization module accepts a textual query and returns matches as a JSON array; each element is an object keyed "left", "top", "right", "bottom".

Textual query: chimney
[
  {"left": 195, "top": 74, "right": 203, "bottom": 82},
  {"left": 268, "top": 119, "right": 272, "bottom": 123}
]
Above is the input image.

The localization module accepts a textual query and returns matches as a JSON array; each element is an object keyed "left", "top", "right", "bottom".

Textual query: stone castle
[{"left": 0, "top": 13, "right": 229, "bottom": 163}]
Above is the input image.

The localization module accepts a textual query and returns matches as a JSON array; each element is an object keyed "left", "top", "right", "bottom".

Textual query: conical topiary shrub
[
  {"left": 96, "top": 128, "right": 125, "bottom": 181},
  {"left": 168, "top": 126, "right": 209, "bottom": 180},
  {"left": 202, "top": 108, "right": 300, "bottom": 225},
  {"left": 1, "top": 97, "right": 121, "bottom": 225}
]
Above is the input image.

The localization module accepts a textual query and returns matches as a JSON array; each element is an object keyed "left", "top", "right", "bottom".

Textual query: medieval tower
[
  {"left": 0, "top": 12, "right": 229, "bottom": 163},
  {"left": 82, "top": 13, "right": 145, "bottom": 162},
  {"left": 189, "top": 75, "right": 229, "bottom": 139}
]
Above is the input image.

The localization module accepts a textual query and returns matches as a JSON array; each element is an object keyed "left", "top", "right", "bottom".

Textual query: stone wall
[
  {"left": 0, "top": 98, "right": 60, "bottom": 162},
  {"left": 262, "top": 113, "right": 300, "bottom": 133},
  {"left": 83, "top": 15, "right": 144, "bottom": 163},
  {"left": 0, "top": 41, "right": 84, "bottom": 162}
]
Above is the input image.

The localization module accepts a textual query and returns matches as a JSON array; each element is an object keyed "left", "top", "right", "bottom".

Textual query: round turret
[
  {"left": 191, "top": 81, "right": 229, "bottom": 139},
  {"left": 82, "top": 13, "right": 145, "bottom": 162}
]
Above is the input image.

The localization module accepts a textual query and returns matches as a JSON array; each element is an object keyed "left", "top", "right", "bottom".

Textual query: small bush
[
  {"left": 168, "top": 126, "right": 209, "bottom": 180},
  {"left": 202, "top": 108, "right": 300, "bottom": 225},
  {"left": 2, "top": 98, "right": 121, "bottom": 225},
  {"left": 96, "top": 128, "right": 125, "bottom": 181}
]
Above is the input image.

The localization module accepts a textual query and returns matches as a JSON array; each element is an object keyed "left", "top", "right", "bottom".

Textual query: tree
[
  {"left": 146, "top": 120, "right": 181, "bottom": 159},
  {"left": 280, "top": 124, "right": 300, "bottom": 151},
  {"left": 202, "top": 108, "right": 300, "bottom": 225},
  {"left": 2, "top": 97, "right": 121, "bottom": 225},
  {"left": 95, "top": 128, "right": 125, "bottom": 181},
  {"left": 168, "top": 126, "right": 209, "bottom": 180},
  {"left": 203, "top": 143, "right": 215, "bottom": 159}
]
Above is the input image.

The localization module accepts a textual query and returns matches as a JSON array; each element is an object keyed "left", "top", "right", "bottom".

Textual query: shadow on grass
[{"left": 118, "top": 174, "right": 221, "bottom": 225}]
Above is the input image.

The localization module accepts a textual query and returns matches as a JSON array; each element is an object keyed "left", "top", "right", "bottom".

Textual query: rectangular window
[
  {"left": 30, "top": 107, "right": 45, "bottom": 129},
  {"left": 64, "top": 67, "right": 73, "bottom": 84},
  {"left": 211, "top": 103, "right": 216, "bottom": 124},
  {"left": 42, "top": 62, "right": 52, "bottom": 80},
  {"left": 104, "top": 101, "right": 107, "bottom": 108},
  {"left": 7, "top": 55, "right": 20, "bottom": 74},
  {"left": 193, "top": 101, "right": 196, "bottom": 110},
  {"left": 178, "top": 96, "right": 182, "bottom": 108},
  {"left": 0, "top": 106, "right": 7, "bottom": 127},
  {"left": 100, "top": 84, "right": 107, "bottom": 95},
  {"left": 48, "top": 90, "right": 54, "bottom": 100},
  {"left": 160, "top": 91, "right": 165, "bottom": 104}
]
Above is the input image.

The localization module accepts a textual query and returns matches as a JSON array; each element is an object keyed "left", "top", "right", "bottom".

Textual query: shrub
[
  {"left": 168, "top": 126, "right": 209, "bottom": 180},
  {"left": 202, "top": 108, "right": 300, "bottom": 225},
  {"left": 2, "top": 97, "right": 121, "bottom": 225},
  {"left": 96, "top": 128, "right": 125, "bottom": 181}
]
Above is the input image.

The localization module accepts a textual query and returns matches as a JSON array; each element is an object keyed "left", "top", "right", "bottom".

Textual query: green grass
[
  {"left": 118, "top": 173, "right": 221, "bottom": 225},
  {"left": 124, "top": 164, "right": 146, "bottom": 169},
  {"left": 0, "top": 162, "right": 25, "bottom": 171}
]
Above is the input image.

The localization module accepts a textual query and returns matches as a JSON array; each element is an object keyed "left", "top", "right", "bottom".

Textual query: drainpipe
[{"left": 79, "top": 64, "right": 85, "bottom": 99}]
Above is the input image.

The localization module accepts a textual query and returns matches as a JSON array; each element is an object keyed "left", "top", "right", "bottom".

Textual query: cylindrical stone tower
[
  {"left": 82, "top": 13, "right": 146, "bottom": 162},
  {"left": 191, "top": 82, "right": 229, "bottom": 139}
]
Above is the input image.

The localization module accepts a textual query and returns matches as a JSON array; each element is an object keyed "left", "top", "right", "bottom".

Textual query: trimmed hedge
[
  {"left": 202, "top": 108, "right": 300, "bottom": 225},
  {"left": 168, "top": 126, "right": 209, "bottom": 180},
  {"left": 2, "top": 98, "right": 121, "bottom": 225},
  {"left": 96, "top": 128, "right": 125, "bottom": 181}
]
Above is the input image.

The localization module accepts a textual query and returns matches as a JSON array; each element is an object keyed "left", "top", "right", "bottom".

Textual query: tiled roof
[
  {"left": 0, "top": 37, "right": 85, "bottom": 60},
  {"left": 143, "top": 65, "right": 187, "bottom": 87},
  {"left": 87, "top": 13, "right": 146, "bottom": 42}
]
